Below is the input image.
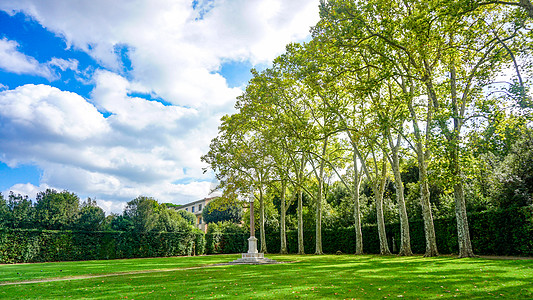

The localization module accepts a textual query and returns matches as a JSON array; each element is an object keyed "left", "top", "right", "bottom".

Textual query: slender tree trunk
[
  {"left": 315, "top": 137, "right": 328, "bottom": 255},
  {"left": 353, "top": 152, "right": 364, "bottom": 255},
  {"left": 297, "top": 187, "right": 305, "bottom": 255},
  {"left": 280, "top": 181, "right": 288, "bottom": 254},
  {"left": 408, "top": 99, "right": 439, "bottom": 257},
  {"left": 451, "top": 129, "right": 474, "bottom": 258},
  {"left": 448, "top": 61, "right": 475, "bottom": 258},
  {"left": 376, "top": 159, "right": 392, "bottom": 255},
  {"left": 418, "top": 152, "right": 439, "bottom": 257},
  {"left": 387, "top": 132, "right": 413, "bottom": 256},
  {"left": 297, "top": 156, "right": 305, "bottom": 255},
  {"left": 259, "top": 187, "right": 267, "bottom": 253}
]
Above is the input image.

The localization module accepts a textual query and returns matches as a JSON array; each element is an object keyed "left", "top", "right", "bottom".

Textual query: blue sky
[{"left": 0, "top": 0, "right": 319, "bottom": 213}]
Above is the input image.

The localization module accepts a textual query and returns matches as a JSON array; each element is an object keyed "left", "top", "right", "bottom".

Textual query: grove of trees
[
  {"left": 202, "top": 0, "right": 533, "bottom": 258},
  {"left": 0, "top": 190, "right": 197, "bottom": 233}
]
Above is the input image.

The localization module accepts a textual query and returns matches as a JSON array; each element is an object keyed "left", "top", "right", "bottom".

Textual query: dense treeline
[
  {"left": 0, "top": 189, "right": 197, "bottom": 233},
  {"left": 202, "top": 0, "right": 533, "bottom": 258}
]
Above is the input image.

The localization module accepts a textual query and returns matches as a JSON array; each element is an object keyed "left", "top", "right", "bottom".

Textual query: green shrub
[
  {"left": 264, "top": 206, "right": 533, "bottom": 256},
  {"left": 205, "top": 221, "right": 247, "bottom": 254},
  {"left": 0, "top": 229, "right": 205, "bottom": 264}
]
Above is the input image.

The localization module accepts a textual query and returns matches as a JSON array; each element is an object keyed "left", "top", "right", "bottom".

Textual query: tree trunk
[
  {"left": 448, "top": 61, "right": 475, "bottom": 258},
  {"left": 387, "top": 132, "right": 413, "bottom": 256},
  {"left": 353, "top": 153, "right": 364, "bottom": 255},
  {"left": 297, "top": 187, "right": 305, "bottom": 255},
  {"left": 418, "top": 153, "right": 439, "bottom": 257},
  {"left": 259, "top": 187, "right": 267, "bottom": 253},
  {"left": 315, "top": 137, "right": 328, "bottom": 255},
  {"left": 450, "top": 130, "right": 474, "bottom": 258},
  {"left": 408, "top": 98, "right": 439, "bottom": 257},
  {"left": 280, "top": 181, "right": 288, "bottom": 254},
  {"left": 376, "top": 159, "right": 392, "bottom": 255}
]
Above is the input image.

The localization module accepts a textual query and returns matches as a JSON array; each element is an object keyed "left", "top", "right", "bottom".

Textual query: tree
[
  {"left": 110, "top": 213, "right": 134, "bottom": 231},
  {"left": 75, "top": 198, "right": 105, "bottom": 231},
  {"left": 202, "top": 199, "right": 243, "bottom": 224},
  {"left": 315, "top": 0, "right": 440, "bottom": 256},
  {"left": 0, "top": 193, "right": 7, "bottom": 229},
  {"left": 177, "top": 209, "right": 196, "bottom": 226},
  {"left": 154, "top": 208, "right": 192, "bottom": 232},
  {"left": 123, "top": 196, "right": 161, "bottom": 233},
  {"left": 34, "top": 189, "right": 80, "bottom": 230}
]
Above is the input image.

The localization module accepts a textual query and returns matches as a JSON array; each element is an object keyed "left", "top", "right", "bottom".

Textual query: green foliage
[
  {"left": 488, "top": 132, "right": 533, "bottom": 208},
  {"left": 242, "top": 199, "right": 279, "bottom": 233},
  {"left": 202, "top": 200, "right": 243, "bottom": 224},
  {"left": 0, "top": 229, "right": 205, "bottom": 264},
  {"left": 261, "top": 206, "right": 533, "bottom": 256},
  {"left": 124, "top": 196, "right": 162, "bottom": 232},
  {"left": 177, "top": 209, "right": 196, "bottom": 226},
  {"left": 204, "top": 221, "right": 247, "bottom": 254},
  {"left": 75, "top": 198, "right": 105, "bottom": 231},
  {"left": 109, "top": 214, "right": 134, "bottom": 231},
  {"left": 34, "top": 189, "right": 80, "bottom": 230}
]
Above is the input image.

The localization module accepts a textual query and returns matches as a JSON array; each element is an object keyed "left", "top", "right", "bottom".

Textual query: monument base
[
  {"left": 228, "top": 235, "right": 278, "bottom": 264},
  {"left": 230, "top": 252, "right": 278, "bottom": 264}
]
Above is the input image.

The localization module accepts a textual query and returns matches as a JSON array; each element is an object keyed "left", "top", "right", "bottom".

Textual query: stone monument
[{"left": 229, "top": 191, "right": 277, "bottom": 264}]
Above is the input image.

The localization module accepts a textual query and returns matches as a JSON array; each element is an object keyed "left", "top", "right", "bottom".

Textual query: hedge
[
  {"left": 2, "top": 206, "right": 531, "bottom": 263},
  {"left": 0, "top": 229, "right": 205, "bottom": 264},
  {"left": 259, "top": 206, "right": 533, "bottom": 256}
]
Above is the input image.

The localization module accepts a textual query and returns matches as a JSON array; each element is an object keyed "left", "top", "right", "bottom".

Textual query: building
[{"left": 174, "top": 197, "right": 216, "bottom": 232}]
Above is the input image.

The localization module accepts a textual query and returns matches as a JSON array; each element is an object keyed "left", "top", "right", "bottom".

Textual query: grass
[{"left": 0, "top": 254, "right": 532, "bottom": 299}]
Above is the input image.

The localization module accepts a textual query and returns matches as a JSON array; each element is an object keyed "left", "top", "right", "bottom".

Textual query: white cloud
[
  {"left": 0, "top": 0, "right": 319, "bottom": 107},
  {"left": 0, "top": 82, "right": 223, "bottom": 213},
  {"left": 0, "top": 0, "right": 320, "bottom": 213},
  {"left": 0, "top": 38, "right": 79, "bottom": 81},
  {"left": 0, "top": 38, "right": 53, "bottom": 79},
  {"left": 0, "top": 84, "right": 108, "bottom": 143},
  {"left": 47, "top": 57, "right": 78, "bottom": 72},
  {"left": 3, "top": 183, "right": 50, "bottom": 200}
]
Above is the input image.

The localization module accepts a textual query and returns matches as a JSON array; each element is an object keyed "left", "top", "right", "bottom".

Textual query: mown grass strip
[{"left": 1, "top": 254, "right": 531, "bottom": 299}]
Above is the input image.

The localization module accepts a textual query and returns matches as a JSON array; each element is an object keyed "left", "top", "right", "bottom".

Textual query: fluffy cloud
[
  {"left": 0, "top": 0, "right": 319, "bottom": 107},
  {"left": 0, "top": 0, "right": 320, "bottom": 213},
  {"left": 0, "top": 38, "right": 53, "bottom": 79},
  {"left": 0, "top": 82, "right": 221, "bottom": 208},
  {"left": 0, "top": 38, "right": 78, "bottom": 80}
]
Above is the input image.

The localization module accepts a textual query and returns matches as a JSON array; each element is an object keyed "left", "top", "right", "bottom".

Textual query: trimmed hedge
[
  {"left": 0, "top": 229, "right": 205, "bottom": 264},
  {"left": 261, "top": 206, "right": 533, "bottom": 256},
  {"left": 205, "top": 232, "right": 248, "bottom": 254},
  {"left": 1, "top": 206, "right": 530, "bottom": 262}
]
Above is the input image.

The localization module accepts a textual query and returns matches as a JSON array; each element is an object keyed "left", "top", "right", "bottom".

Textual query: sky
[{"left": 0, "top": 0, "right": 320, "bottom": 214}]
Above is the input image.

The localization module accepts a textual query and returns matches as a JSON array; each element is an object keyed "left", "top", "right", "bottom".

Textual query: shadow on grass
[{"left": 1, "top": 254, "right": 532, "bottom": 299}]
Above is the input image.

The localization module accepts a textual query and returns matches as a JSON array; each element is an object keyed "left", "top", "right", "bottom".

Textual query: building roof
[{"left": 174, "top": 196, "right": 218, "bottom": 208}]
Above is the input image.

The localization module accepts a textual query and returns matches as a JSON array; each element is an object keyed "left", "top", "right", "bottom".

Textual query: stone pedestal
[
  {"left": 229, "top": 236, "right": 277, "bottom": 264},
  {"left": 247, "top": 236, "right": 258, "bottom": 254}
]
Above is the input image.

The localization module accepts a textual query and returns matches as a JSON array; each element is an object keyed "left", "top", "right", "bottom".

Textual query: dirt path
[
  {"left": 0, "top": 265, "right": 215, "bottom": 286},
  {"left": 478, "top": 255, "right": 533, "bottom": 260},
  {"left": 0, "top": 261, "right": 293, "bottom": 286}
]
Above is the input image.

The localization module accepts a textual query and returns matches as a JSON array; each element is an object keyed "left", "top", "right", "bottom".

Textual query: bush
[
  {"left": 264, "top": 206, "right": 533, "bottom": 256},
  {"left": 0, "top": 229, "right": 205, "bottom": 264},
  {"left": 205, "top": 221, "right": 247, "bottom": 254}
]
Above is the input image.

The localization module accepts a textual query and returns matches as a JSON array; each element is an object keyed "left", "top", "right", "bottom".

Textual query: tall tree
[{"left": 35, "top": 189, "right": 80, "bottom": 230}]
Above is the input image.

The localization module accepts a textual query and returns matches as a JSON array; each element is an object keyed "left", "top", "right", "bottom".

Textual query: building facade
[{"left": 174, "top": 197, "right": 216, "bottom": 232}]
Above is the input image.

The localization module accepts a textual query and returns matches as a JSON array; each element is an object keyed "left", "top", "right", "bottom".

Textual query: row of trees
[
  {"left": 0, "top": 190, "right": 197, "bottom": 233},
  {"left": 202, "top": 0, "right": 532, "bottom": 258}
]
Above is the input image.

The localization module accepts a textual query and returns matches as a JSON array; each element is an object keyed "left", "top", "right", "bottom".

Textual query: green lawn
[{"left": 1, "top": 254, "right": 532, "bottom": 299}]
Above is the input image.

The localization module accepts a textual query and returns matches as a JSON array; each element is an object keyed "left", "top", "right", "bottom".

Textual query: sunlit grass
[{"left": 1, "top": 254, "right": 532, "bottom": 299}]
